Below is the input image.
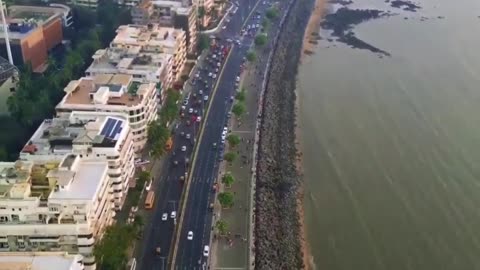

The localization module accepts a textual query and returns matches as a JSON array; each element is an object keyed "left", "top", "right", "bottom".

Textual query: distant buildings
[
  {"left": 0, "top": 5, "right": 70, "bottom": 72},
  {"left": 132, "top": 1, "right": 197, "bottom": 55},
  {"left": 0, "top": 252, "right": 84, "bottom": 270},
  {"left": 55, "top": 74, "right": 159, "bottom": 152},
  {"left": 86, "top": 24, "right": 186, "bottom": 91}
]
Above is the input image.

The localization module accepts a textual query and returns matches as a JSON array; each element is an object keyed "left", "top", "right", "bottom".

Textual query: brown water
[{"left": 298, "top": 0, "right": 480, "bottom": 269}]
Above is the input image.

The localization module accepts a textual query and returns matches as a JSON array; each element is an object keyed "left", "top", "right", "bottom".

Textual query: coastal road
[
  {"left": 136, "top": 0, "right": 262, "bottom": 269},
  {"left": 172, "top": 1, "right": 275, "bottom": 269}
]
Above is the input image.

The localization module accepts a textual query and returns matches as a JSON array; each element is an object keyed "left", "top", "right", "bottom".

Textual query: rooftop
[
  {"left": 0, "top": 161, "right": 33, "bottom": 196},
  {"left": 21, "top": 114, "right": 128, "bottom": 157},
  {"left": 0, "top": 5, "right": 65, "bottom": 40},
  {"left": 49, "top": 159, "right": 108, "bottom": 201},
  {"left": 0, "top": 252, "right": 83, "bottom": 270},
  {"left": 112, "top": 24, "right": 183, "bottom": 50},
  {"left": 57, "top": 74, "right": 155, "bottom": 107},
  {"left": 87, "top": 49, "right": 172, "bottom": 81}
]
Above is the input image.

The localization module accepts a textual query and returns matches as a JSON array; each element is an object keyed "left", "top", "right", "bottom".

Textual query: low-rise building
[
  {"left": 55, "top": 74, "right": 158, "bottom": 153},
  {"left": 0, "top": 5, "right": 67, "bottom": 72},
  {"left": 0, "top": 155, "right": 114, "bottom": 269},
  {"left": 88, "top": 24, "right": 186, "bottom": 87},
  {"left": 0, "top": 252, "right": 84, "bottom": 270},
  {"left": 19, "top": 113, "right": 135, "bottom": 209}
]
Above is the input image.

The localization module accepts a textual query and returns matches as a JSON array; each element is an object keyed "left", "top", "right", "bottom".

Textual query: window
[
  {"left": 0, "top": 242, "right": 9, "bottom": 249},
  {"left": 17, "top": 241, "right": 25, "bottom": 249},
  {"left": 0, "top": 216, "right": 9, "bottom": 223},
  {"left": 11, "top": 215, "right": 19, "bottom": 222}
]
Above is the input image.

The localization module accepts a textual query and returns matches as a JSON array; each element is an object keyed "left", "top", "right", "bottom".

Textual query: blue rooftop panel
[
  {"left": 101, "top": 118, "right": 116, "bottom": 137},
  {"left": 108, "top": 120, "right": 123, "bottom": 138}
]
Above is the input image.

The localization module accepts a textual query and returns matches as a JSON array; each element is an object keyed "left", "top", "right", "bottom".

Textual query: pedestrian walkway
[{"left": 210, "top": 46, "right": 267, "bottom": 269}]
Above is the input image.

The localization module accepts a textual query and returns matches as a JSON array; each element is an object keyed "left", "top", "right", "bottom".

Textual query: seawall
[{"left": 253, "top": 0, "right": 315, "bottom": 268}]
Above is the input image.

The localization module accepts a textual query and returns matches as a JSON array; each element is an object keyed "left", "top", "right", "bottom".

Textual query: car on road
[
  {"left": 162, "top": 213, "right": 168, "bottom": 221},
  {"left": 171, "top": 211, "right": 177, "bottom": 219},
  {"left": 183, "top": 98, "right": 189, "bottom": 105},
  {"left": 196, "top": 116, "right": 202, "bottom": 122},
  {"left": 204, "top": 95, "right": 209, "bottom": 101},
  {"left": 223, "top": 126, "right": 228, "bottom": 133},
  {"left": 188, "top": 108, "right": 194, "bottom": 114},
  {"left": 222, "top": 25, "right": 227, "bottom": 29},
  {"left": 187, "top": 231, "right": 193, "bottom": 240},
  {"left": 181, "top": 145, "right": 187, "bottom": 152},
  {"left": 203, "top": 245, "right": 210, "bottom": 257},
  {"left": 199, "top": 89, "right": 203, "bottom": 95},
  {"left": 212, "top": 73, "right": 217, "bottom": 79},
  {"left": 236, "top": 76, "right": 240, "bottom": 82},
  {"left": 208, "top": 72, "right": 213, "bottom": 77},
  {"left": 145, "top": 179, "right": 152, "bottom": 191},
  {"left": 186, "top": 133, "right": 191, "bottom": 139}
]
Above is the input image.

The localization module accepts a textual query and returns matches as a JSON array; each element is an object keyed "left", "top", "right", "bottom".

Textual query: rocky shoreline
[{"left": 254, "top": 0, "right": 314, "bottom": 268}]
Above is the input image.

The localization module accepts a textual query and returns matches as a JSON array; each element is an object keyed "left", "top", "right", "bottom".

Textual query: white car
[
  {"left": 196, "top": 116, "right": 201, "bottom": 123},
  {"left": 204, "top": 95, "right": 209, "bottom": 101},
  {"left": 181, "top": 146, "right": 187, "bottom": 152},
  {"left": 212, "top": 73, "right": 217, "bottom": 79},
  {"left": 199, "top": 90, "right": 203, "bottom": 95},
  {"left": 223, "top": 126, "right": 228, "bottom": 133},
  {"left": 208, "top": 72, "right": 213, "bottom": 77},
  {"left": 188, "top": 108, "right": 194, "bottom": 114},
  {"left": 187, "top": 231, "right": 193, "bottom": 240},
  {"left": 222, "top": 25, "right": 227, "bottom": 29},
  {"left": 162, "top": 213, "right": 168, "bottom": 221},
  {"left": 145, "top": 179, "right": 152, "bottom": 191},
  {"left": 217, "top": 62, "right": 221, "bottom": 67},
  {"left": 171, "top": 211, "right": 177, "bottom": 219},
  {"left": 236, "top": 76, "right": 240, "bottom": 82},
  {"left": 186, "top": 133, "right": 191, "bottom": 139},
  {"left": 203, "top": 245, "right": 210, "bottom": 257}
]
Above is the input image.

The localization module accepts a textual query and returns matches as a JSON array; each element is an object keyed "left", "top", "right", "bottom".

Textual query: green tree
[
  {"left": 235, "top": 89, "right": 246, "bottom": 102},
  {"left": 232, "top": 103, "right": 246, "bottom": 117},
  {"left": 255, "top": 34, "right": 268, "bottom": 47},
  {"left": 216, "top": 220, "right": 228, "bottom": 235},
  {"left": 136, "top": 171, "right": 151, "bottom": 190},
  {"left": 222, "top": 172, "right": 235, "bottom": 187},
  {"left": 147, "top": 120, "right": 170, "bottom": 158},
  {"left": 227, "top": 134, "right": 241, "bottom": 148},
  {"left": 261, "top": 18, "right": 271, "bottom": 32},
  {"left": 198, "top": 6, "right": 206, "bottom": 18},
  {"left": 265, "top": 7, "right": 279, "bottom": 20},
  {"left": 159, "top": 89, "right": 181, "bottom": 124},
  {"left": 224, "top": 152, "right": 237, "bottom": 163},
  {"left": 94, "top": 224, "right": 136, "bottom": 270},
  {"left": 198, "top": 34, "right": 210, "bottom": 52},
  {"left": 217, "top": 192, "right": 234, "bottom": 208},
  {"left": 246, "top": 51, "right": 256, "bottom": 62}
]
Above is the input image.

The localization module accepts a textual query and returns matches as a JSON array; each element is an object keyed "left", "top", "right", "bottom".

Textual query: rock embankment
[{"left": 254, "top": 0, "right": 313, "bottom": 268}]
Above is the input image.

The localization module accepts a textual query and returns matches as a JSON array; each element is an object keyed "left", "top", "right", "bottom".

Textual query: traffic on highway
[{"left": 135, "top": 0, "right": 278, "bottom": 268}]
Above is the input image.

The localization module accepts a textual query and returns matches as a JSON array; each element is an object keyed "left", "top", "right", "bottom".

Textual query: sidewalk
[{"left": 210, "top": 46, "right": 269, "bottom": 270}]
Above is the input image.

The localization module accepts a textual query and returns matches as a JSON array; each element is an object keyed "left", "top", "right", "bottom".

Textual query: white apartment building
[
  {"left": 55, "top": 74, "right": 158, "bottom": 152},
  {"left": 19, "top": 113, "right": 136, "bottom": 210},
  {"left": 85, "top": 47, "right": 173, "bottom": 91},
  {"left": 0, "top": 252, "right": 84, "bottom": 270},
  {"left": 0, "top": 155, "right": 114, "bottom": 269},
  {"left": 98, "top": 24, "right": 186, "bottom": 86}
]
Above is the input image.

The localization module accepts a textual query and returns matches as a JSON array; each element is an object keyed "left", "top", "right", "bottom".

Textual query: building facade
[
  {"left": 0, "top": 156, "right": 114, "bottom": 269},
  {"left": 55, "top": 74, "right": 159, "bottom": 152},
  {"left": 19, "top": 113, "right": 136, "bottom": 210},
  {"left": 0, "top": 252, "right": 84, "bottom": 270},
  {"left": 0, "top": 5, "right": 65, "bottom": 72},
  {"left": 132, "top": 1, "right": 197, "bottom": 56}
]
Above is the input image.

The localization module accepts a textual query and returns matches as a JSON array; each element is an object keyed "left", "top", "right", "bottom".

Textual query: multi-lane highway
[
  {"left": 136, "top": 1, "right": 272, "bottom": 269},
  {"left": 172, "top": 2, "right": 278, "bottom": 270}
]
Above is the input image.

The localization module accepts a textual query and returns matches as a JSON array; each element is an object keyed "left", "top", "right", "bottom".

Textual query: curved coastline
[{"left": 253, "top": 0, "right": 315, "bottom": 268}]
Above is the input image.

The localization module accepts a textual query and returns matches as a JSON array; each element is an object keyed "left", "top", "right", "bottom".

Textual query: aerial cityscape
[{"left": 0, "top": 0, "right": 479, "bottom": 269}]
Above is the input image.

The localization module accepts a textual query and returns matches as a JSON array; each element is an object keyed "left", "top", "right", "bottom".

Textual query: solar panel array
[{"left": 100, "top": 118, "right": 123, "bottom": 140}]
